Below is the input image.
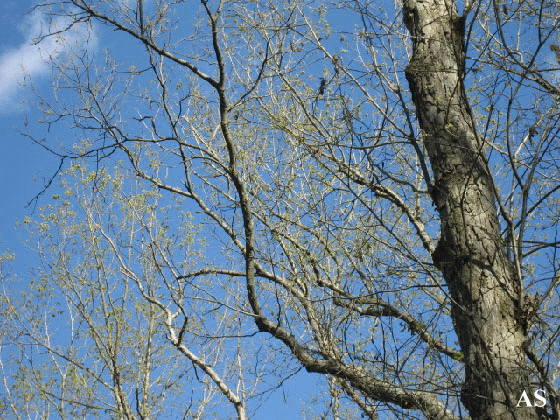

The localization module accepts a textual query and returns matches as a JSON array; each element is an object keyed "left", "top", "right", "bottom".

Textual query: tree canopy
[{"left": 1, "top": 0, "right": 559, "bottom": 419}]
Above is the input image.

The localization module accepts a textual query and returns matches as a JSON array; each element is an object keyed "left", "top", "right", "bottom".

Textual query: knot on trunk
[
  {"left": 432, "top": 237, "right": 454, "bottom": 273},
  {"left": 402, "top": 1, "right": 418, "bottom": 33}
]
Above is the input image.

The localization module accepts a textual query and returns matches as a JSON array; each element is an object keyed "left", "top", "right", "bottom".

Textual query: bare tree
[{"left": 2, "top": 0, "right": 559, "bottom": 419}]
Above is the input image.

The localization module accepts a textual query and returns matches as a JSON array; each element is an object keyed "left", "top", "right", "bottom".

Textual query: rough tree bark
[{"left": 402, "top": 0, "right": 542, "bottom": 419}]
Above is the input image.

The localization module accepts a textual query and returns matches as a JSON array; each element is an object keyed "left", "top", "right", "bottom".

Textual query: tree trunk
[{"left": 402, "top": 0, "right": 540, "bottom": 418}]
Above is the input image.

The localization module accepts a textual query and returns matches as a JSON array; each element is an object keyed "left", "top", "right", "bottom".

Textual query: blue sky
[
  {"left": 1, "top": 0, "right": 104, "bottom": 262},
  {"left": 0, "top": 0, "right": 72, "bottom": 260}
]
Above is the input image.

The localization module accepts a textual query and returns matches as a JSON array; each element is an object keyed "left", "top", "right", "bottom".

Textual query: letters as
[{"left": 516, "top": 389, "right": 547, "bottom": 408}]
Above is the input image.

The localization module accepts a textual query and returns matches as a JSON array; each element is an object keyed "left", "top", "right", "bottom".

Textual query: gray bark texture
[{"left": 402, "top": 0, "right": 544, "bottom": 419}]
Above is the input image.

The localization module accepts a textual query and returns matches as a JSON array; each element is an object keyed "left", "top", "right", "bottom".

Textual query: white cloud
[{"left": 0, "top": 10, "right": 97, "bottom": 114}]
